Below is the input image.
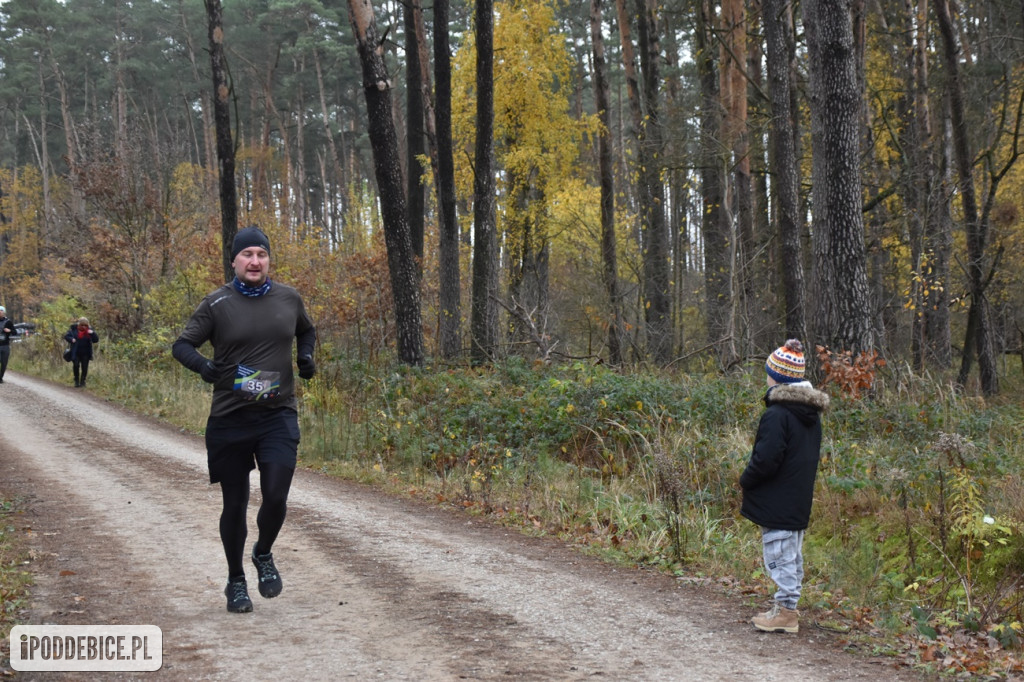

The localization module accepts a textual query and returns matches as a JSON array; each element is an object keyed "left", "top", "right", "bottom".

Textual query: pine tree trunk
[
  {"left": 896, "top": 0, "right": 926, "bottom": 370},
  {"left": 926, "top": 111, "right": 953, "bottom": 367},
  {"left": 404, "top": 0, "right": 425, "bottom": 262},
  {"left": 934, "top": 0, "right": 996, "bottom": 394},
  {"left": 617, "top": 0, "right": 671, "bottom": 363},
  {"left": 721, "top": 0, "right": 751, "bottom": 360},
  {"left": 590, "top": 0, "right": 622, "bottom": 365},
  {"left": 434, "top": 0, "right": 462, "bottom": 359},
  {"left": 292, "top": 73, "right": 307, "bottom": 229},
  {"left": 312, "top": 43, "right": 347, "bottom": 248},
  {"left": 746, "top": 3, "right": 772, "bottom": 351},
  {"left": 804, "top": 0, "right": 875, "bottom": 355},
  {"left": 763, "top": 0, "right": 806, "bottom": 343},
  {"left": 471, "top": 0, "right": 498, "bottom": 363},
  {"left": 204, "top": 0, "right": 237, "bottom": 282},
  {"left": 697, "top": 0, "right": 729, "bottom": 361},
  {"left": 347, "top": 0, "right": 424, "bottom": 366},
  {"left": 636, "top": 0, "right": 673, "bottom": 363}
]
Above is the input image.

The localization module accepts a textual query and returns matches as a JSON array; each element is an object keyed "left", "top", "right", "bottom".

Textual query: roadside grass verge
[
  {"left": 9, "top": 343, "right": 1024, "bottom": 675},
  {"left": 0, "top": 496, "right": 33, "bottom": 673}
]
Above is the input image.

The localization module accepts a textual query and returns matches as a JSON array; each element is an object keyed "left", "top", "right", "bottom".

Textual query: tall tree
[
  {"left": 888, "top": 0, "right": 950, "bottom": 369},
  {"left": 484, "top": 1, "right": 589, "bottom": 357},
  {"left": 762, "top": 0, "right": 806, "bottom": 342},
  {"left": 470, "top": 0, "right": 498, "bottom": 363},
  {"left": 176, "top": 0, "right": 217, "bottom": 199},
  {"left": 933, "top": 0, "right": 1020, "bottom": 395},
  {"left": 405, "top": 0, "right": 426, "bottom": 262},
  {"left": 803, "top": 0, "right": 875, "bottom": 354},
  {"left": 434, "top": 0, "right": 462, "bottom": 359},
  {"left": 720, "top": 0, "right": 752, "bottom": 359},
  {"left": 347, "top": 0, "right": 424, "bottom": 366},
  {"left": 614, "top": 0, "right": 644, "bottom": 354},
  {"left": 925, "top": 113, "right": 954, "bottom": 368},
  {"left": 204, "top": 0, "right": 238, "bottom": 282},
  {"left": 696, "top": 0, "right": 730, "bottom": 361},
  {"left": 852, "top": 0, "right": 888, "bottom": 352},
  {"left": 306, "top": 12, "right": 350, "bottom": 248},
  {"left": 744, "top": 1, "right": 773, "bottom": 350},
  {"left": 590, "top": 0, "right": 622, "bottom": 365},
  {"left": 449, "top": 0, "right": 592, "bottom": 361},
  {"left": 616, "top": 0, "right": 671, "bottom": 363},
  {"left": 636, "top": 0, "right": 672, "bottom": 363},
  {"left": 0, "top": 176, "right": 8, "bottom": 307},
  {"left": 933, "top": 0, "right": 985, "bottom": 390}
]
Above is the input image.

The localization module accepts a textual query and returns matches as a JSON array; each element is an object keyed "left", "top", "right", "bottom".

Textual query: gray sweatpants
[{"left": 761, "top": 528, "right": 805, "bottom": 610}]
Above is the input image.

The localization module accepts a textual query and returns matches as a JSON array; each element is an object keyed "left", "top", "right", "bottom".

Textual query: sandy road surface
[{"left": 0, "top": 372, "right": 929, "bottom": 681}]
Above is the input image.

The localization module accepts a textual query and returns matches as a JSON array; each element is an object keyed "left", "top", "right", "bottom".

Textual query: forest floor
[{"left": 0, "top": 371, "right": 936, "bottom": 681}]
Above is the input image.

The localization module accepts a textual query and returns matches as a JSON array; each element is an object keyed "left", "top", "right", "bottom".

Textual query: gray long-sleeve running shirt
[{"left": 173, "top": 281, "right": 316, "bottom": 417}]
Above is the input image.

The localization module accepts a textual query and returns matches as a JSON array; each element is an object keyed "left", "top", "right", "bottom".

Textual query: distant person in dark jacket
[
  {"left": 64, "top": 317, "right": 100, "bottom": 388},
  {"left": 0, "top": 305, "right": 16, "bottom": 383},
  {"left": 740, "top": 339, "right": 830, "bottom": 634}
]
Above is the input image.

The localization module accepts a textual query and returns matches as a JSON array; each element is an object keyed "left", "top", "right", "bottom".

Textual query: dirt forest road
[{"left": 0, "top": 372, "right": 930, "bottom": 681}]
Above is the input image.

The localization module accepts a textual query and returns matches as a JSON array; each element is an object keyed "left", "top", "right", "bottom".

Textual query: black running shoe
[
  {"left": 251, "top": 546, "right": 282, "bottom": 598},
  {"left": 224, "top": 579, "right": 253, "bottom": 613}
]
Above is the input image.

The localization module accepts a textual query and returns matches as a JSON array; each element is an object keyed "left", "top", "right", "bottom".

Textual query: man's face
[{"left": 233, "top": 247, "right": 270, "bottom": 286}]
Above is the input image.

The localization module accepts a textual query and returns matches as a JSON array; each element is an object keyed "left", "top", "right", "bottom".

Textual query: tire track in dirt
[{"left": 0, "top": 372, "right": 932, "bottom": 681}]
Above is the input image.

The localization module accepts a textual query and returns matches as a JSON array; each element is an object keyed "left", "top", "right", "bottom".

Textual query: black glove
[
  {"left": 297, "top": 354, "right": 316, "bottom": 380},
  {"left": 200, "top": 360, "right": 225, "bottom": 384}
]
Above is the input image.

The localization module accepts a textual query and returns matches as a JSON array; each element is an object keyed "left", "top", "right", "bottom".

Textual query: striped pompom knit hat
[{"left": 765, "top": 339, "right": 806, "bottom": 384}]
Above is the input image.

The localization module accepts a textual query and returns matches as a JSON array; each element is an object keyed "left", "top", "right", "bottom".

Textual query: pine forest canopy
[{"left": 0, "top": 0, "right": 1022, "bottom": 394}]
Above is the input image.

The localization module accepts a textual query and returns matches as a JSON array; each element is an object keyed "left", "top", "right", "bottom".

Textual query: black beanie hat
[{"left": 231, "top": 226, "right": 271, "bottom": 261}]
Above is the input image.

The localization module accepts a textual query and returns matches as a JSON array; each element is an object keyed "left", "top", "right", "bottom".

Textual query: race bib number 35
[{"left": 233, "top": 364, "right": 281, "bottom": 401}]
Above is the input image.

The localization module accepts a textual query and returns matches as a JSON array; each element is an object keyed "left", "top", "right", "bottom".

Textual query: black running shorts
[{"left": 205, "top": 408, "right": 300, "bottom": 483}]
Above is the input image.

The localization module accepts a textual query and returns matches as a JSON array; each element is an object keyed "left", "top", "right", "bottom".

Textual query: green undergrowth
[{"left": 10, "top": 341, "right": 1024, "bottom": 675}]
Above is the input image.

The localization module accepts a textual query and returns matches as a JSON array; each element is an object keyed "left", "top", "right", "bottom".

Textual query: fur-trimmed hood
[{"left": 766, "top": 382, "right": 830, "bottom": 410}]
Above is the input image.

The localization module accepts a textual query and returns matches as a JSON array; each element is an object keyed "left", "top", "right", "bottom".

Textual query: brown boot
[{"left": 751, "top": 602, "right": 799, "bottom": 633}]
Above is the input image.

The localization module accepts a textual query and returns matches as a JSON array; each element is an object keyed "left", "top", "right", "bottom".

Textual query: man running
[{"left": 172, "top": 226, "right": 316, "bottom": 613}]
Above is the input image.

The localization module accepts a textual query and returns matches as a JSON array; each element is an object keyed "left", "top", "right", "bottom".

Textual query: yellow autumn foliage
[{"left": 451, "top": 0, "right": 599, "bottom": 256}]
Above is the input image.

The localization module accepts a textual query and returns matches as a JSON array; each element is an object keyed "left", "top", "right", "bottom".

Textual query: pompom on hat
[
  {"left": 231, "top": 226, "right": 271, "bottom": 262},
  {"left": 766, "top": 339, "right": 806, "bottom": 384}
]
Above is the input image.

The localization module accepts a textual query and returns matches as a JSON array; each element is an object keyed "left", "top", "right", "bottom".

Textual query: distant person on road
[
  {"left": 0, "top": 305, "right": 16, "bottom": 383},
  {"left": 172, "top": 225, "right": 316, "bottom": 614},
  {"left": 64, "top": 317, "right": 100, "bottom": 388},
  {"left": 739, "top": 339, "right": 829, "bottom": 634}
]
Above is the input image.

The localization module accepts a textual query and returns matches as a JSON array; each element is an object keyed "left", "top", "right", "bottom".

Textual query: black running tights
[{"left": 218, "top": 463, "right": 295, "bottom": 579}]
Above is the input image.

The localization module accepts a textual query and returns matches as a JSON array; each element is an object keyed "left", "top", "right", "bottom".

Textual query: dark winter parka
[
  {"left": 739, "top": 383, "right": 830, "bottom": 531},
  {"left": 0, "top": 316, "right": 16, "bottom": 346},
  {"left": 64, "top": 324, "right": 99, "bottom": 361}
]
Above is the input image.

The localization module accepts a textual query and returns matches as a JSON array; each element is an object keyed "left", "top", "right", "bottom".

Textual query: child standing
[{"left": 740, "top": 339, "right": 830, "bottom": 633}]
